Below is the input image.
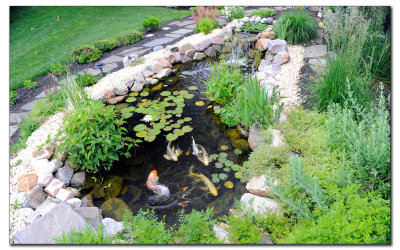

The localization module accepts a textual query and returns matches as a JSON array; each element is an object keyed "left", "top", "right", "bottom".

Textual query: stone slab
[
  {"left": 172, "top": 28, "right": 193, "bottom": 35},
  {"left": 161, "top": 27, "right": 171, "bottom": 31},
  {"left": 102, "top": 63, "right": 118, "bottom": 73},
  {"left": 119, "top": 47, "right": 150, "bottom": 57},
  {"left": 145, "top": 34, "right": 154, "bottom": 38},
  {"left": 35, "top": 86, "right": 61, "bottom": 99},
  {"left": 165, "top": 33, "right": 183, "bottom": 39},
  {"left": 176, "top": 20, "right": 196, "bottom": 26},
  {"left": 10, "top": 125, "right": 18, "bottom": 137},
  {"left": 14, "top": 202, "right": 87, "bottom": 244},
  {"left": 142, "top": 37, "right": 175, "bottom": 48},
  {"left": 78, "top": 68, "right": 101, "bottom": 77},
  {"left": 20, "top": 99, "right": 39, "bottom": 111},
  {"left": 185, "top": 24, "right": 197, "bottom": 29},
  {"left": 169, "top": 20, "right": 181, "bottom": 26},
  {"left": 100, "top": 55, "right": 123, "bottom": 64},
  {"left": 304, "top": 45, "right": 327, "bottom": 58}
]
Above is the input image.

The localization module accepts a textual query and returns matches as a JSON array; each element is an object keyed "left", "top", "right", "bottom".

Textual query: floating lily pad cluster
[
  {"left": 121, "top": 89, "right": 197, "bottom": 143},
  {"left": 210, "top": 152, "right": 249, "bottom": 184}
]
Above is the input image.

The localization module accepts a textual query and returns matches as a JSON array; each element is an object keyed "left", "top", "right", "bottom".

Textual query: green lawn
[{"left": 10, "top": 6, "right": 190, "bottom": 90}]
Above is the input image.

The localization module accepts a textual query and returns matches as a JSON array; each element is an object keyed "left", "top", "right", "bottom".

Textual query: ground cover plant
[
  {"left": 93, "top": 38, "right": 121, "bottom": 53},
  {"left": 250, "top": 8, "right": 276, "bottom": 17},
  {"left": 53, "top": 224, "right": 113, "bottom": 244},
  {"left": 142, "top": 16, "right": 162, "bottom": 30},
  {"left": 241, "top": 22, "right": 268, "bottom": 34},
  {"left": 273, "top": 11, "right": 317, "bottom": 44},
  {"left": 10, "top": 6, "right": 190, "bottom": 90},
  {"left": 23, "top": 80, "right": 38, "bottom": 89}
]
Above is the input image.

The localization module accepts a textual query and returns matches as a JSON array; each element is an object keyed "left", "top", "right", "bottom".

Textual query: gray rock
[
  {"left": 55, "top": 164, "right": 74, "bottom": 186},
  {"left": 133, "top": 71, "right": 145, "bottom": 83},
  {"left": 273, "top": 51, "right": 291, "bottom": 65},
  {"left": 122, "top": 56, "right": 129, "bottom": 67},
  {"left": 10, "top": 125, "right": 18, "bottom": 137},
  {"left": 260, "top": 234, "right": 274, "bottom": 244},
  {"left": 146, "top": 61, "right": 162, "bottom": 74},
  {"left": 37, "top": 173, "right": 54, "bottom": 188},
  {"left": 304, "top": 45, "right": 327, "bottom": 58},
  {"left": 211, "top": 44, "right": 222, "bottom": 52},
  {"left": 166, "top": 33, "right": 183, "bottom": 39},
  {"left": 23, "top": 187, "right": 46, "bottom": 210},
  {"left": 213, "top": 224, "right": 231, "bottom": 244},
  {"left": 260, "top": 18, "right": 267, "bottom": 24},
  {"left": 74, "top": 207, "right": 103, "bottom": 229},
  {"left": 264, "top": 53, "right": 274, "bottom": 64},
  {"left": 260, "top": 79, "right": 277, "bottom": 91},
  {"left": 172, "top": 28, "right": 193, "bottom": 35},
  {"left": 182, "top": 55, "right": 193, "bottom": 64},
  {"left": 142, "top": 37, "right": 174, "bottom": 48},
  {"left": 242, "top": 16, "right": 249, "bottom": 22},
  {"left": 249, "top": 15, "right": 256, "bottom": 22},
  {"left": 254, "top": 16, "right": 261, "bottom": 23},
  {"left": 309, "top": 58, "right": 327, "bottom": 74},
  {"left": 240, "top": 193, "right": 281, "bottom": 215},
  {"left": 204, "top": 47, "right": 216, "bottom": 57},
  {"left": 113, "top": 84, "right": 129, "bottom": 96},
  {"left": 246, "top": 175, "right": 278, "bottom": 197},
  {"left": 173, "top": 52, "right": 182, "bottom": 63},
  {"left": 153, "top": 45, "right": 163, "bottom": 51},
  {"left": 102, "top": 63, "right": 118, "bottom": 73},
  {"left": 25, "top": 197, "right": 59, "bottom": 225},
  {"left": 178, "top": 42, "right": 194, "bottom": 54},
  {"left": 20, "top": 100, "right": 39, "bottom": 111},
  {"left": 270, "top": 129, "right": 286, "bottom": 148},
  {"left": 124, "top": 80, "right": 135, "bottom": 91},
  {"left": 248, "top": 124, "right": 263, "bottom": 151},
  {"left": 93, "top": 94, "right": 106, "bottom": 104},
  {"left": 79, "top": 68, "right": 101, "bottom": 77},
  {"left": 131, "top": 81, "right": 145, "bottom": 92},
  {"left": 145, "top": 34, "right": 154, "bottom": 38},
  {"left": 70, "top": 171, "right": 86, "bottom": 187},
  {"left": 259, "top": 63, "right": 281, "bottom": 77},
  {"left": 267, "top": 39, "right": 288, "bottom": 55},
  {"left": 100, "top": 55, "right": 123, "bottom": 64},
  {"left": 184, "top": 48, "right": 196, "bottom": 58},
  {"left": 193, "top": 52, "right": 206, "bottom": 60},
  {"left": 266, "top": 17, "right": 274, "bottom": 25},
  {"left": 66, "top": 198, "right": 82, "bottom": 208},
  {"left": 14, "top": 202, "right": 87, "bottom": 244},
  {"left": 194, "top": 39, "right": 211, "bottom": 52},
  {"left": 102, "top": 218, "right": 124, "bottom": 237}
]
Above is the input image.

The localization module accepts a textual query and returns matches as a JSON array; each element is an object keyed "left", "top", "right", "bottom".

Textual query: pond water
[{"left": 89, "top": 55, "right": 255, "bottom": 226}]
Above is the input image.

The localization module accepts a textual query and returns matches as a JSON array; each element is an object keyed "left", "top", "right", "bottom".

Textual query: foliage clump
[
  {"left": 71, "top": 45, "right": 102, "bottom": 64},
  {"left": 195, "top": 17, "right": 220, "bottom": 34},
  {"left": 241, "top": 22, "right": 268, "bottom": 34},
  {"left": 273, "top": 11, "right": 317, "bottom": 44},
  {"left": 192, "top": 7, "right": 220, "bottom": 34},
  {"left": 75, "top": 71, "right": 99, "bottom": 87},
  {"left": 53, "top": 224, "right": 113, "bottom": 244},
  {"left": 93, "top": 38, "right": 121, "bottom": 52},
  {"left": 121, "top": 30, "right": 143, "bottom": 45},
  {"left": 251, "top": 8, "right": 276, "bottom": 17},
  {"left": 10, "top": 90, "right": 17, "bottom": 106},
  {"left": 142, "top": 16, "right": 162, "bottom": 30}
]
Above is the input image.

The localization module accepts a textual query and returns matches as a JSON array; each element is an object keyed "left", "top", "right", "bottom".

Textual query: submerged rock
[
  {"left": 103, "top": 176, "right": 123, "bottom": 200},
  {"left": 100, "top": 198, "right": 130, "bottom": 222},
  {"left": 248, "top": 124, "right": 263, "bottom": 151},
  {"left": 224, "top": 129, "right": 241, "bottom": 140},
  {"left": 232, "top": 139, "right": 250, "bottom": 152}
]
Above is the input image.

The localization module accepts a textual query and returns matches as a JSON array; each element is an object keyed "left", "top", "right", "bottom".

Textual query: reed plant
[{"left": 273, "top": 11, "right": 317, "bottom": 44}]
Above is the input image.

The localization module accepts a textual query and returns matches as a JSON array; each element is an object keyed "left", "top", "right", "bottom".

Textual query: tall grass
[{"left": 273, "top": 11, "right": 317, "bottom": 44}]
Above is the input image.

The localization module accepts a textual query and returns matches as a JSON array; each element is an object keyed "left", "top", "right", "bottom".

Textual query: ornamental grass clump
[{"left": 273, "top": 11, "right": 317, "bottom": 44}]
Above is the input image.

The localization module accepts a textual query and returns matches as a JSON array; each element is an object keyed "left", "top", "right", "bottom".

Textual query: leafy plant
[
  {"left": 241, "top": 22, "right": 268, "bottom": 34},
  {"left": 214, "top": 102, "right": 240, "bottom": 127},
  {"left": 53, "top": 224, "right": 113, "bottom": 244},
  {"left": 75, "top": 71, "right": 99, "bottom": 87},
  {"left": 93, "top": 38, "right": 121, "bottom": 53},
  {"left": 204, "top": 61, "right": 245, "bottom": 105},
  {"left": 142, "top": 16, "right": 161, "bottom": 30},
  {"left": 10, "top": 200, "right": 22, "bottom": 210},
  {"left": 50, "top": 59, "right": 67, "bottom": 75},
  {"left": 10, "top": 90, "right": 18, "bottom": 106},
  {"left": 251, "top": 8, "right": 276, "bottom": 18},
  {"left": 273, "top": 11, "right": 317, "bottom": 44},
  {"left": 121, "top": 30, "right": 143, "bottom": 45},
  {"left": 23, "top": 79, "right": 38, "bottom": 89},
  {"left": 71, "top": 45, "right": 102, "bottom": 64},
  {"left": 122, "top": 209, "right": 173, "bottom": 244},
  {"left": 129, "top": 57, "right": 144, "bottom": 67},
  {"left": 30, "top": 88, "right": 66, "bottom": 121},
  {"left": 176, "top": 208, "right": 221, "bottom": 244},
  {"left": 220, "top": 6, "right": 245, "bottom": 21},
  {"left": 195, "top": 17, "right": 220, "bottom": 34}
]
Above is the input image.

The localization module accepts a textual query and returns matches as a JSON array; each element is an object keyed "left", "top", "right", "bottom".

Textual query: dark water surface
[{"left": 93, "top": 59, "right": 252, "bottom": 226}]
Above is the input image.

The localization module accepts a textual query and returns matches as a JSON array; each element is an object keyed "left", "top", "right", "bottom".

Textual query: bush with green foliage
[
  {"left": 50, "top": 59, "right": 67, "bottom": 75},
  {"left": 53, "top": 224, "right": 113, "bottom": 244},
  {"left": 194, "top": 17, "right": 220, "bottom": 34},
  {"left": 23, "top": 80, "right": 38, "bottom": 89},
  {"left": 75, "top": 71, "right": 99, "bottom": 87},
  {"left": 177, "top": 208, "right": 221, "bottom": 244},
  {"left": 142, "top": 16, "right": 162, "bottom": 30},
  {"left": 214, "top": 102, "right": 240, "bottom": 127},
  {"left": 251, "top": 8, "right": 276, "bottom": 17},
  {"left": 204, "top": 61, "right": 245, "bottom": 105},
  {"left": 122, "top": 209, "right": 173, "bottom": 244},
  {"left": 241, "top": 22, "right": 268, "bottom": 34},
  {"left": 220, "top": 6, "right": 245, "bottom": 21},
  {"left": 273, "top": 11, "right": 317, "bottom": 44},
  {"left": 71, "top": 45, "right": 102, "bottom": 64},
  {"left": 10, "top": 90, "right": 17, "bottom": 106},
  {"left": 121, "top": 30, "right": 143, "bottom": 45},
  {"left": 93, "top": 38, "right": 121, "bottom": 53}
]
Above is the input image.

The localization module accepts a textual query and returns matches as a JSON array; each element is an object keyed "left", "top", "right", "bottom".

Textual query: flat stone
[
  {"left": 309, "top": 58, "right": 327, "bottom": 67},
  {"left": 204, "top": 47, "right": 216, "bottom": 57},
  {"left": 142, "top": 37, "right": 175, "bottom": 48},
  {"left": 14, "top": 202, "right": 87, "bottom": 244},
  {"left": 145, "top": 34, "right": 154, "bottom": 38},
  {"left": 153, "top": 45, "right": 163, "bottom": 51},
  {"left": 304, "top": 45, "right": 327, "bottom": 58},
  {"left": 181, "top": 55, "right": 193, "bottom": 64},
  {"left": 240, "top": 193, "right": 281, "bottom": 215},
  {"left": 185, "top": 24, "right": 197, "bottom": 29},
  {"left": 165, "top": 33, "right": 183, "bottom": 38},
  {"left": 194, "top": 39, "right": 211, "bottom": 52},
  {"left": 25, "top": 197, "right": 60, "bottom": 225},
  {"left": 17, "top": 174, "right": 38, "bottom": 192},
  {"left": 176, "top": 20, "right": 195, "bottom": 26},
  {"left": 102, "top": 218, "right": 124, "bottom": 237},
  {"left": 246, "top": 175, "right": 278, "bottom": 197},
  {"left": 169, "top": 20, "right": 181, "bottom": 26},
  {"left": 193, "top": 52, "right": 206, "bottom": 60},
  {"left": 74, "top": 207, "right": 103, "bottom": 229},
  {"left": 102, "top": 63, "right": 118, "bottom": 73},
  {"left": 10, "top": 125, "right": 18, "bottom": 137},
  {"left": 155, "top": 58, "right": 172, "bottom": 68},
  {"left": 23, "top": 187, "right": 46, "bottom": 209},
  {"left": 156, "top": 68, "right": 172, "bottom": 79},
  {"left": 260, "top": 63, "right": 281, "bottom": 77},
  {"left": 79, "top": 68, "right": 101, "bottom": 77},
  {"left": 172, "top": 28, "right": 193, "bottom": 35},
  {"left": 20, "top": 99, "right": 39, "bottom": 111},
  {"left": 44, "top": 178, "right": 65, "bottom": 197},
  {"left": 100, "top": 55, "right": 123, "bottom": 64},
  {"left": 106, "top": 95, "right": 127, "bottom": 105},
  {"left": 213, "top": 224, "right": 231, "bottom": 244},
  {"left": 66, "top": 198, "right": 81, "bottom": 208},
  {"left": 119, "top": 47, "right": 149, "bottom": 57},
  {"left": 10, "top": 112, "right": 29, "bottom": 123},
  {"left": 161, "top": 27, "right": 171, "bottom": 31}
]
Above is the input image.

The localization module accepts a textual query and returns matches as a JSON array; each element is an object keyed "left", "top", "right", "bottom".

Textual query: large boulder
[
  {"left": 74, "top": 207, "right": 103, "bottom": 229},
  {"left": 194, "top": 39, "right": 211, "bottom": 52},
  {"left": 272, "top": 51, "right": 290, "bottom": 65},
  {"left": 240, "top": 193, "right": 281, "bottom": 215},
  {"left": 193, "top": 52, "right": 206, "bottom": 60},
  {"left": 255, "top": 38, "right": 271, "bottom": 51},
  {"left": 267, "top": 39, "right": 288, "bottom": 55},
  {"left": 17, "top": 174, "right": 38, "bottom": 192},
  {"left": 25, "top": 197, "right": 60, "bottom": 225},
  {"left": 100, "top": 198, "right": 130, "bottom": 222},
  {"left": 145, "top": 61, "right": 162, "bottom": 74},
  {"left": 14, "top": 202, "right": 87, "bottom": 244},
  {"left": 103, "top": 176, "right": 123, "bottom": 200}
]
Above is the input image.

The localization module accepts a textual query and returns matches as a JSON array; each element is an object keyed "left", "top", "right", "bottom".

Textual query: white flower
[
  {"left": 143, "top": 114, "right": 153, "bottom": 122},
  {"left": 318, "top": 12, "right": 322, "bottom": 18}
]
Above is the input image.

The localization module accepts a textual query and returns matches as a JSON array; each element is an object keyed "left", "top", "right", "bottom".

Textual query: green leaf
[
  {"left": 160, "top": 91, "right": 171, "bottom": 96},
  {"left": 219, "top": 173, "right": 228, "bottom": 180},
  {"left": 215, "top": 162, "right": 223, "bottom": 168},
  {"left": 219, "top": 152, "right": 228, "bottom": 158},
  {"left": 140, "top": 91, "right": 149, "bottom": 97},
  {"left": 188, "top": 86, "right": 198, "bottom": 90},
  {"left": 232, "top": 164, "right": 240, "bottom": 171},
  {"left": 234, "top": 172, "right": 243, "bottom": 179},
  {"left": 183, "top": 117, "right": 192, "bottom": 122},
  {"left": 234, "top": 149, "right": 242, "bottom": 155},
  {"left": 181, "top": 125, "right": 193, "bottom": 133},
  {"left": 126, "top": 97, "right": 137, "bottom": 103},
  {"left": 121, "top": 112, "right": 133, "bottom": 119},
  {"left": 225, "top": 160, "right": 233, "bottom": 167},
  {"left": 133, "top": 124, "right": 147, "bottom": 132},
  {"left": 223, "top": 167, "right": 231, "bottom": 172},
  {"left": 212, "top": 177, "right": 220, "bottom": 184},
  {"left": 166, "top": 133, "right": 178, "bottom": 141},
  {"left": 144, "top": 135, "right": 156, "bottom": 142}
]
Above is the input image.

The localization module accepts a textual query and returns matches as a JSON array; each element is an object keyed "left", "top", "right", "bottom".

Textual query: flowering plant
[{"left": 220, "top": 6, "right": 245, "bottom": 21}]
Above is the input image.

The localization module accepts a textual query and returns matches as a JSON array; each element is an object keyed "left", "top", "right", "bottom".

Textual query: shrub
[
  {"left": 204, "top": 61, "right": 245, "bottom": 105},
  {"left": 93, "top": 38, "right": 121, "bottom": 53},
  {"left": 71, "top": 45, "right": 102, "bottom": 64},
  {"left": 53, "top": 224, "right": 113, "bottom": 244},
  {"left": 220, "top": 6, "right": 245, "bottom": 21},
  {"left": 273, "top": 11, "right": 317, "bottom": 44},
  {"left": 195, "top": 17, "right": 218, "bottom": 34},
  {"left": 251, "top": 8, "right": 276, "bottom": 17},
  {"left": 122, "top": 209, "right": 173, "bottom": 244},
  {"left": 142, "top": 16, "right": 161, "bottom": 30},
  {"left": 10, "top": 90, "right": 17, "bottom": 106},
  {"left": 241, "top": 22, "right": 268, "bottom": 34},
  {"left": 191, "top": 6, "right": 219, "bottom": 24},
  {"left": 75, "top": 71, "right": 99, "bottom": 87},
  {"left": 121, "top": 30, "right": 143, "bottom": 45},
  {"left": 176, "top": 208, "right": 221, "bottom": 244},
  {"left": 23, "top": 80, "right": 38, "bottom": 89},
  {"left": 50, "top": 59, "right": 67, "bottom": 75}
]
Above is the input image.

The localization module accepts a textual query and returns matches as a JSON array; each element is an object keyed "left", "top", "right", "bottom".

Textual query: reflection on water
[{"left": 91, "top": 59, "right": 250, "bottom": 226}]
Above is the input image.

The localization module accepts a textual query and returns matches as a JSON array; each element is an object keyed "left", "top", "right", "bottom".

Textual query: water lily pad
[
  {"left": 153, "top": 123, "right": 166, "bottom": 130},
  {"left": 215, "top": 162, "right": 223, "bottom": 169},
  {"left": 234, "top": 172, "right": 243, "bottom": 179},
  {"left": 116, "top": 103, "right": 129, "bottom": 111},
  {"left": 129, "top": 92, "right": 138, "bottom": 97},
  {"left": 223, "top": 167, "right": 231, "bottom": 172},
  {"left": 183, "top": 117, "right": 192, "bottom": 122},
  {"left": 207, "top": 105, "right": 212, "bottom": 109},
  {"left": 173, "top": 91, "right": 179, "bottom": 96},
  {"left": 133, "top": 124, "right": 147, "bottom": 132},
  {"left": 163, "top": 126, "right": 172, "bottom": 131},
  {"left": 147, "top": 129, "right": 161, "bottom": 136},
  {"left": 171, "top": 123, "right": 181, "bottom": 129},
  {"left": 151, "top": 83, "right": 163, "bottom": 91},
  {"left": 195, "top": 101, "right": 205, "bottom": 106},
  {"left": 126, "top": 97, "right": 137, "bottom": 103},
  {"left": 211, "top": 154, "right": 219, "bottom": 160},
  {"left": 218, "top": 157, "right": 227, "bottom": 164},
  {"left": 121, "top": 112, "right": 133, "bottom": 119},
  {"left": 232, "top": 164, "right": 240, "bottom": 171},
  {"left": 160, "top": 91, "right": 171, "bottom": 96},
  {"left": 136, "top": 131, "right": 147, "bottom": 138},
  {"left": 234, "top": 149, "right": 243, "bottom": 155},
  {"left": 121, "top": 107, "right": 135, "bottom": 113},
  {"left": 181, "top": 125, "right": 193, "bottom": 133},
  {"left": 183, "top": 93, "right": 194, "bottom": 99},
  {"left": 220, "top": 145, "right": 228, "bottom": 150},
  {"left": 211, "top": 173, "right": 218, "bottom": 178},
  {"left": 179, "top": 90, "right": 188, "bottom": 95},
  {"left": 176, "top": 114, "right": 182, "bottom": 118},
  {"left": 219, "top": 173, "right": 228, "bottom": 180},
  {"left": 224, "top": 181, "right": 234, "bottom": 189},
  {"left": 219, "top": 152, "right": 228, "bottom": 158},
  {"left": 212, "top": 177, "right": 220, "bottom": 184},
  {"left": 188, "top": 86, "right": 198, "bottom": 90},
  {"left": 144, "top": 135, "right": 156, "bottom": 142},
  {"left": 135, "top": 107, "right": 146, "bottom": 113},
  {"left": 243, "top": 161, "right": 249, "bottom": 168},
  {"left": 225, "top": 160, "right": 233, "bottom": 167},
  {"left": 140, "top": 92, "right": 149, "bottom": 97},
  {"left": 166, "top": 133, "right": 178, "bottom": 142},
  {"left": 239, "top": 166, "right": 246, "bottom": 172},
  {"left": 177, "top": 119, "right": 185, "bottom": 124}
]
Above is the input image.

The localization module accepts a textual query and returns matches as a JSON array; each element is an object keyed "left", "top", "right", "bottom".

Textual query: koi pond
[{"left": 84, "top": 51, "right": 256, "bottom": 227}]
